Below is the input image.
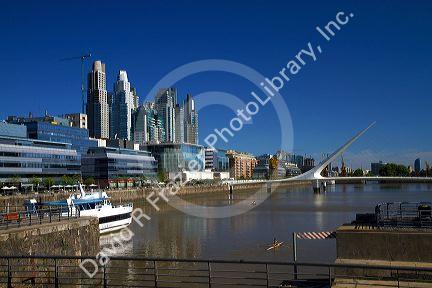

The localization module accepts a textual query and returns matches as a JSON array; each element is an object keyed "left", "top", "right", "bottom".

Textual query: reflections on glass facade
[
  {"left": 25, "top": 122, "right": 98, "bottom": 156},
  {"left": 205, "top": 148, "right": 229, "bottom": 172},
  {"left": 213, "top": 149, "right": 229, "bottom": 172},
  {"left": 0, "top": 122, "right": 27, "bottom": 138},
  {"left": 0, "top": 136, "right": 80, "bottom": 180},
  {"left": 81, "top": 147, "right": 158, "bottom": 184},
  {"left": 142, "top": 143, "right": 205, "bottom": 173}
]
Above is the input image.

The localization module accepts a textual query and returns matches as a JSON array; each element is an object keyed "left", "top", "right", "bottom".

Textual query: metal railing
[
  {"left": 0, "top": 255, "right": 432, "bottom": 287},
  {"left": 0, "top": 206, "right": 80, "bottom": 230},
  {"left": 376, "top": 202, "right": 432, "bottom": 228}
]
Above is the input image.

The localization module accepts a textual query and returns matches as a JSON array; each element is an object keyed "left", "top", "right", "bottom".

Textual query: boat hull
[{"left": 80, "top": 204, "right": 133, "bottom": 234}]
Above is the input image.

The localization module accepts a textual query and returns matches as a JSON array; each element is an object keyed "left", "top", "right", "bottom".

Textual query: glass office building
[
  {"left": 142, "top": 143, "right": 205, "bottom": 173},
  {"left": 0, "top": 122, "right": 27, "bottom": 138},
  {"left": 213, "top": 149, "right": 229, "bottom": 172},
  {"left": 81, "top": 147, "right": 158, "bottom": 187},
  {"left": 0, "top": 136, "right": 80, "bottom": 182},
  {"left": 205, "top": 148, "right": 229, "bottom": 172},
  {"left": 25, "top": 122, "right": 98, "bottom": 156}
]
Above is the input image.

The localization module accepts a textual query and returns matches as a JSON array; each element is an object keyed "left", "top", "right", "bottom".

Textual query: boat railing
[
  {"left": 111, "top": 203, "right": 133, "bottom": 209},
  {"left": 0, "top": 206, "right": 81, "bottom": 230}
]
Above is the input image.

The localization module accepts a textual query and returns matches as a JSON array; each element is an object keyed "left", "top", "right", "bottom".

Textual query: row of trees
[
  {"left": 342, "top": 163, "right": 411, "bottom": 177},
  {"left": 2, "top": 175, "right": 93, "bottom": 191},
  {"left": 29, "top": 175, "right": 84, "bottom": 189},
  {"left": 378, "top": 163, "right": 410, "bottom": 177},
  {"left": 3, "top": 174, "right": 161, "bottom": 192},
  {"left": 348, "top": 164, "right": 411, "bottom": 177}
]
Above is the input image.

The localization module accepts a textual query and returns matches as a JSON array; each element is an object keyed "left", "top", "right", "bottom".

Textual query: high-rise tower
[
  {"left": 174, "top": 104, "right": 184, "bottom": 143},
  {"left": 183, "top": 94, "right": 198, "bottom": 144},
  {"left": 87, "top": 60, "right": 109, "bottom": 139},
  {"left": 132, "top": 102, "right": 165, "bottom": 144},
  {"left": 111, "top": 70, "right": 136, "bottom": 140},
  {"left": 155, "top": 88, "right": 177, "bottom": 143}
]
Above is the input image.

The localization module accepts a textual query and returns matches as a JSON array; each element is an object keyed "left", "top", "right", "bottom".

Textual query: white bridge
[{"left": 230, "top": 122, "right": 432, "bottom": 186}]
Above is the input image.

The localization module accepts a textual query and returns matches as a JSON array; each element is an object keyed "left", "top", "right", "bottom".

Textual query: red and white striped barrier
[{"left": 295, "top": 231, "right": 336, "bottom": 240}]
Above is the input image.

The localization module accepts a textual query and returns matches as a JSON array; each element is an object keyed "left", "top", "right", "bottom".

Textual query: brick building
[{"left": 226, "top": 150, "right": 257, "bottom": 179}]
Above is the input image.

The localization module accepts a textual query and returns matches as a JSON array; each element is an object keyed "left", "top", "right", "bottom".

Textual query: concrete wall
[
  {"left": 0, "top": 218, "right": 99, "bottom": 286},
  {"left": 336, "top": 225, "right": 432, "bottom": 263},
  {"left": 0, "top": 181, "right": 310, "bottom": 207},
  {"left": 335, "top": 225, "right": 432, "bottom": 286},
  {"left": 0, "top": 217, "right": 99, "bottom": 256}
]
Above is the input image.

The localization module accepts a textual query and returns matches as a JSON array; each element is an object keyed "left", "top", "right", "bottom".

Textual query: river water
[{"left": 100, "top": 183, "right": 432, "bottom": 263}]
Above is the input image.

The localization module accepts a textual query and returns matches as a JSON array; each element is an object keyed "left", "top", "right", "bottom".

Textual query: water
[{"left": 101, "top": 183, "right": 432, "bottom": 263}]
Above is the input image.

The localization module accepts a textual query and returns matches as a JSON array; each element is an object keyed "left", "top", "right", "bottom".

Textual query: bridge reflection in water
[{"left": 0, "top": 255, "right": 431, "bottom": 287}]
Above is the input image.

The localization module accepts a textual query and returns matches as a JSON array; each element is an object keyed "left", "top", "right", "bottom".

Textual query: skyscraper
[
  {"left": 183, "top": 94, "right": 198, "bottom": 144},
  {"left": 174, "top": 104, "right": 184, "bottom": 143},
  {"left": 132, "top": 105, "right": 148, "bottom": 145},
  {"left": 155, "top": 88, "right": 177, "bottom": 143},
  {"left": 414, "top": 158, "right": 421, "bottom": 174},
  {"left": 110, "top": 70, "right": 136, "bottom": 140},
  {"left": 132, "top": 102, "right": 165, "bottom": 145},
  {"left": 87, "top": 60, "right": 109, "bottom": 139},
  {"left": 131, "top": 87, "right": 139, "bottom": 108}
]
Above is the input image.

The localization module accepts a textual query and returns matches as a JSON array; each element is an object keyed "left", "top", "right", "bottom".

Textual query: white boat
[{"left": 28, "top": 184, "right": 133, "bottom": 234}]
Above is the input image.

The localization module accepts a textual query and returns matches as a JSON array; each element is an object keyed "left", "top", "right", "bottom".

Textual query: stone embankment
[
  {"left": 0, "top": 181, "right": 309, "bottom": 209},
  {"left": 0, "top": 217, "right": 99, "bottom": 256}
]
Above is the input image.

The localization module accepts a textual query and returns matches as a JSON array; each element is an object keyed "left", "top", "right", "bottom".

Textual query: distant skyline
[{"left": 1, "top": 1, "right": 431, "bottom": 168}]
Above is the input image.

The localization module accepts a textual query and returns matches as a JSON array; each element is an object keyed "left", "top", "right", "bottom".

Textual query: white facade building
[{"left": 87, "top": 60, "right": 109, "bottom": 139}]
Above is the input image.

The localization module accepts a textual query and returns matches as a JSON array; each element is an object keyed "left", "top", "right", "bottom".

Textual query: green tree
[
  {"left": 9, "top": 175, "right": 21, "bottom": 186},
  {"left": 379, "top": 163, "right": 409, "bottom": 177},
  {"left": 84, "top": 177, "right": 95, "bottom": 186},
  {"left": 157, "top": 169, "right": 168, "bottom": 183},
  {"left": 139, "top": 175, "right": 147, "bottom": 187},
  {"left": 353, "top": 168, "right": 364, "bottom": 177},
  {"left": 61, "top": 175, "right": 73, "bottom": 185},
  {"left": 44, "top": 177, "right": 55, "bottom": 190},
  {"left": 31, "top": 176, "right": 42, "bottom": 192},
  {"left": 72, "top": 174, "right": 82, "bottom": 184}
]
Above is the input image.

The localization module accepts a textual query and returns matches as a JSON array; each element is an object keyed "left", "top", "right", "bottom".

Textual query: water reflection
[{"left": 101, "top": 183, "right": 432, "bottom": 264}]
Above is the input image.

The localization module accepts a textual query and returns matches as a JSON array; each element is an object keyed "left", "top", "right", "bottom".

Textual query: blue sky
[{"left": 1, "top": 1, "right": 431, "bottom": 168}]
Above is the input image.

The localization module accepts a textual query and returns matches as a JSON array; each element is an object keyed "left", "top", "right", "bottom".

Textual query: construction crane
[{"left": 60, "top": 53, "right": 92, "bottom": 113}]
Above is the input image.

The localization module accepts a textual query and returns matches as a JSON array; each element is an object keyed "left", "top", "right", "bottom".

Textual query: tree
[
  {"left": 31, "top": 176, "right": 42, "bottom": 192},
  {"left": 84, "top": 177, "right": 95, "bottom": 186},
  {"left": 157, "top": 169, "right": 168, "bottom": 183},
  {"left": 353, "top": 168, "right": 364, "bottom": 177},
  {"left": 9, "top": 175, "right": 21, "bottom": 186},
  {"left": 269, "top": 156, "right": 279, "bottom": 179},
  {"left": 139, "top": 175, "right": 147, "bottom": 187},
  {"left": 44, "top": 177, "right": 55, "bottom": 190},
  {"left": 61, "top": 175, "right": 73, "bottom": 186},
  {"left": 379, "top": 163, "right": 409, "bottom": 177},
  {"left": 72, "top": 174, "right": 82, "bottom": 184}
]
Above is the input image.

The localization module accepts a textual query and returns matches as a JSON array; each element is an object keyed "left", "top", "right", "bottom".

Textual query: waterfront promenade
[
  {"left": 1, "top": 177, "right": 432, "bottom": 211},
  {"left": 0, "top": 180, "right": 311, "bottom": 210}
]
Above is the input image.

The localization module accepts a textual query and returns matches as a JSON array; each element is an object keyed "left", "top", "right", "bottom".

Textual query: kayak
[{"left": 266, "top": 241, "right": 284, "bottom": 251}]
